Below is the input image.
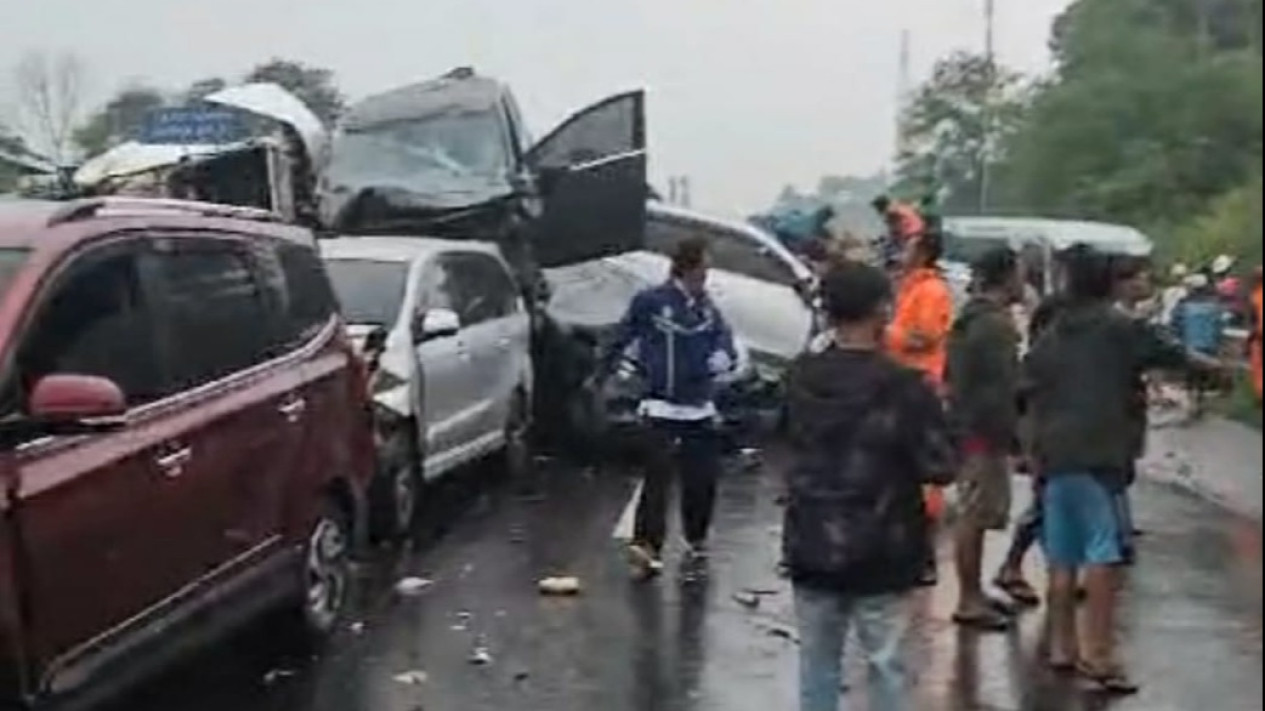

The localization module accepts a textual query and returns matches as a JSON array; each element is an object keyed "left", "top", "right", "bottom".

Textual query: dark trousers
[{"left": 633, "top": 417, "right": 721, "bottom": 554}]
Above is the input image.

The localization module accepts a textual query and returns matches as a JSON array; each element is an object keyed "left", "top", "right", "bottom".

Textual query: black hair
[
  {"left": 799, "top": 238, "right": 829, "bottom": 264},
  {"left": 1063, "top": 246, "right": 1114, "bottom": 301},
  {"left": 973, "top": 246, "right": 1019, "bottom": 291},
  {"left": 820, "top": 261, "right": 893, "bottom": 324},
  {"left": 913, "top": 229, "right": 944, "bottom": 266},
  {"left": 870, "top": 195, "right": 891, "bottom": 212},
  {"left": 670, "top": 237, "right": 709, "bottom": 278}
]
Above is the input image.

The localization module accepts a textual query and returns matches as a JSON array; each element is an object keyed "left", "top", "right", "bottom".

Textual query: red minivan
[{"left": 0, "top": 197, "right": 374, "bottom": 709}]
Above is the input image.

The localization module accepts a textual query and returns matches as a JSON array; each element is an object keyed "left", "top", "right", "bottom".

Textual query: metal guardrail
[{"left": 46, "top": 197, "right": 283, "bottom": 227}]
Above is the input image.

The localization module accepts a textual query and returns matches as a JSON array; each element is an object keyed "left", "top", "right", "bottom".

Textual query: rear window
[
  {"left": 0, "top": 249, "right": 29, "bottom": 302},
  {"left": 278, "top": 242, "right": 339, "bottom": 342},
  {"left": 943, "top": 234, "right": 1012, "bottom": 265},
  {"left": 324, "top": 258, "right": 410, "bottom": 327}
]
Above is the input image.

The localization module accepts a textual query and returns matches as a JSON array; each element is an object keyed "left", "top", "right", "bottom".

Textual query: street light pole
[{"left": 979, "top": 0, "right": 996, "bottom": 214}]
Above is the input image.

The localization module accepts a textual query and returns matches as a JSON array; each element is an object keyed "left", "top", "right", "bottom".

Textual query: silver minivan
[{"left": 320, "top": 236, "right": 532, "bottom": 539}]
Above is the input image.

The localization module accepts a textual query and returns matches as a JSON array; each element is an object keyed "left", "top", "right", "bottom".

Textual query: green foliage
[
  {"left": 243, "top": 58, "right": 345, "bottom": 127},
  {"left": 986, "top": 0, "right": 1263, "bottom": 264},
  {"left": 72, "top": 58, "right": 345, "bottom": 160},
  {"left": 72, "top": 85, "right": 166, "bottom": 156},
  {"left": 894, "top": 51, "right": 1027, "bottom": 214},
  {"left": 1168, "top": 172, "right": 1263, "bottom": 268},
  {"left": 900, "top": 0, "right": 1262, "bottom": 267}
]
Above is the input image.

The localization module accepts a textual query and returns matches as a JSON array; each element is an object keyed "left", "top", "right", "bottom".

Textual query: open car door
[{"left": 526, "top": 90, "right": 647, "bottom": 268}]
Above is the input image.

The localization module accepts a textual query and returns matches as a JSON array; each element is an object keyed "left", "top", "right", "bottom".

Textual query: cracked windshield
[{"left": 1, "top": 1, "right": 1261, "bottom": 710}]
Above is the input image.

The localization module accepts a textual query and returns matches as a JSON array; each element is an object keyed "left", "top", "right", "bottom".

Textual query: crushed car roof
[{"left": 340, "top": 75, "right": 507, "bottom": 131}]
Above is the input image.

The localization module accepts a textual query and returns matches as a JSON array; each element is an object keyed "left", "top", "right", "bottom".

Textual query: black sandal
[
  {"left": 952, "top": 607, "right": 1013, "bottom": 631},
  {"left": 994, "top": 576, "right": 1041, "bottom": 606},
  {"left": 1076, "top": 661, "right": 1140, "bottom": 695}
]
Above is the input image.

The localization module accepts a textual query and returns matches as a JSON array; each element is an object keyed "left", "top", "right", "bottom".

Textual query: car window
[
  {"left": 0, "top": 248, "right": 29, "bottom": 305},
  {"left": 529, "top": 93, "right": 642, "bottom": 169},
  {"left": 323, "top": 258, "right": 409, "bottom": 327},
  {"left": 439, "top": 253, "right": 511, "bottom": 326},
  {"left": 6, "top": 245, "right": 165, "bottom": 415},
  {"left": 151, "top": 240, "right": 274, "bottom": 390},
  {"left": 462, "top": 253, "right": 518, "bottom": 322},
  {"left": 706, "top": 226, "right": 798, "bottom": 286},
  {"left": 646, "top": 215, "right": 797, "bottom": 287},
  {"left": 278, "top": 242, "right": 339, "bottom": 343},
  {"left": 419, "top": 258, "right": 461, "bottom": 317},
  {"left": 645, "top": 215, "right": 696, "bottom": 256}
]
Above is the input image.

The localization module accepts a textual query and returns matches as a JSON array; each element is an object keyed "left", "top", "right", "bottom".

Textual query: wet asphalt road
[{"left": 104, "top": 445, "right": 1262, "bottom": 711}]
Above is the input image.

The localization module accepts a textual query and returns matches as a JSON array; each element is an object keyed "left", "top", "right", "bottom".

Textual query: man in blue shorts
[{"left": 1023, "top": 248, "right": 1222, "bottom": 695}]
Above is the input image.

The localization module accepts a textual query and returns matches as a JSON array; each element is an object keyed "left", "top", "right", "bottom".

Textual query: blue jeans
[{"left": 794, "top": 585, "right": 911, "bottom": 711}]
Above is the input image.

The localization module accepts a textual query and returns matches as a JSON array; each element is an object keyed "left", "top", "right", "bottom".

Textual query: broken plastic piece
[
  {"left": 392, "top": 670, "right": 430, "bottom": 685},
  {"left": 395, "top": 577, "right": 434, "bottom": 596},
  {"left": 538, "top": 576, "right": 582, "bottom": 595},
  {"left": 469, "top": 646, "right": 494, "bottom": 665}
]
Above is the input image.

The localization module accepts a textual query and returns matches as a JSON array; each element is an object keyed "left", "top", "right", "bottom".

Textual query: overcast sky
[{"left": 3, "top": 0, "right": 1070, "bottom": 215}]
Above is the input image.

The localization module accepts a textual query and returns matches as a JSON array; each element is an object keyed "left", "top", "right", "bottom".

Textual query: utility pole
[
  {"left": 979, "top": 0, "right": 996, "bottom": 214},
  {"left": 896, "top": 29, "right": 912, "bottom": 160}
]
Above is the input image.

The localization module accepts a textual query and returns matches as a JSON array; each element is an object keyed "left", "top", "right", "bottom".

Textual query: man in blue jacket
[{"left": 603, "top": 237, "right": 738, "bottom": 578}]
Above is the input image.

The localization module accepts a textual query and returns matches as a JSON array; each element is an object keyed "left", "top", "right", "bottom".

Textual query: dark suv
[{"left": 0, "top": 197, "right": 374, "bottom": 709}]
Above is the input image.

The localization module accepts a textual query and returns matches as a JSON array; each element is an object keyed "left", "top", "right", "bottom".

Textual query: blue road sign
[{"left": 138, "top": 107, "right": 247, "bottom": 145}]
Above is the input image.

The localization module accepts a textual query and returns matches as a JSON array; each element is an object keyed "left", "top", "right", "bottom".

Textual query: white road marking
[{"left": 613, "top": 480, "right": 642, "bottom": 541}]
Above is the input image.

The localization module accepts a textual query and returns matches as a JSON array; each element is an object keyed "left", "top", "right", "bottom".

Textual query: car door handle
[
  {"left": 155, "top": 446, "right": 193, "bottom": 478},
  {"left": 279, "top": 397, "right": 307, "bottom": 423}
]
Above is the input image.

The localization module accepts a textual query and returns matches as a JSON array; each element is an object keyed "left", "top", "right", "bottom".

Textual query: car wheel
[
  {"left": 298, "top": 502, "right": 353, "bottom": 641},
  {"left": 502, "top": 388, "right": 532, "bottom": 477},
  {"left": 369, "top": 427, "right": 422, "bottom": 543}
]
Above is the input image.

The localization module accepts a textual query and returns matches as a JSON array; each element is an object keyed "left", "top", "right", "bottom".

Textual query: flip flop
[
  {"left": 952, "top": 608, "right": 1013, "bottom": 631},
  {"left": 994, "top": 577, "right": 1041, "bottom": 606},
  {"left": 987, "top": 596, "right": 1020, "bottom": 616},
  {"left": 1076, "top": 662, "right": 1140, "bottom": 695}
]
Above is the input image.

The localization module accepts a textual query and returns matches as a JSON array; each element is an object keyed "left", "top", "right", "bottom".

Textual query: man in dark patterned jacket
[{"left": 784, "top": 261, "right": 956, "bottom": 711}]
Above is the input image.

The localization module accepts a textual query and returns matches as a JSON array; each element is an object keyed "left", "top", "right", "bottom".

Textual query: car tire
[
  {"left": 502, "top": 388, "right": 533, "bottom": 477},
  {"left": 369, "top": 426, "right": 422, "bottom": 543},
  {"left": 291, "top": 500, "right": 354, "bottom": 646}
]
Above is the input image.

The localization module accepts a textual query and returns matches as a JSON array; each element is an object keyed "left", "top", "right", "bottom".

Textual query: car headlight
[{"left": 371, "top": 367, "right": 408, "bottom": 395}]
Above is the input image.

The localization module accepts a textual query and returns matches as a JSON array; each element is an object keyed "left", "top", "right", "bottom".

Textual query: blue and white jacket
[{"left": 605, "top": 281, "right": 737, "bottom": 407}]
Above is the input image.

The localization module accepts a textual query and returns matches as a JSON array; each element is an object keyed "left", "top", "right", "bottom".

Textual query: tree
[
  {"left": 73, "top": 86, "right": 167, "bottom": 158},
  {"left": 893, "top": 51, "right": 1026, "bottom": 214},
  {"left": 11, "top": 51, "right": 88, "bottom": 163},
  {"left": 182, "top": 77, "right": 228, "bottom": 104},
  {"left": 243, "top": 59, "right": 345, "bottom": 126},
  {"left": 1, "top": 129, "right": 29, "bottom": 190},
  {"left": 993, "top": 0, "right": 1262, "bottom": 242}
]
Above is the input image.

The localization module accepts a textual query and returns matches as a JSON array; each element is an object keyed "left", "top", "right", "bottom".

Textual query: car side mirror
[
  {"left": 26, "top": 374, "right": 127, "bottom": 433},
  {"left": 413, "top": 308, "right": 461, "bottom": 344}
]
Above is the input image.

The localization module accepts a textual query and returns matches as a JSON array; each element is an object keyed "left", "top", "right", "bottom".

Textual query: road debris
[
  {"left": 395, "top": 577, "right": 434, "bottom": 597},
  {"left": 469, "top": 645, "right": 494, "bottom": 666},
  {"left": 538, "top": 576, "right": 582, "bottom": 595},
  {"left": 392, "top": 670, "right": 429, "bottom": 686},
  {"left": 262, "top": 668, "right": 296, "bottom": 685}
]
